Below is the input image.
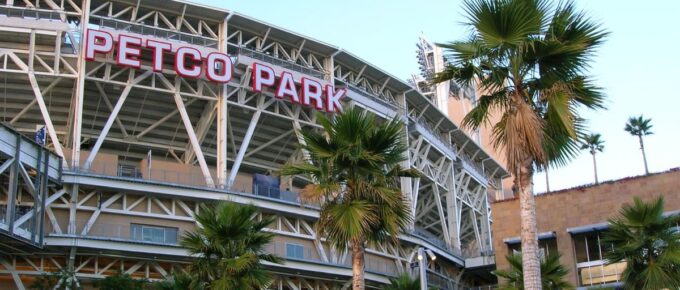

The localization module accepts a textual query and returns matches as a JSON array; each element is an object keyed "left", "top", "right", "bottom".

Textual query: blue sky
[{"left": 207, "top": 0, "right": 680, "bottom": 192}]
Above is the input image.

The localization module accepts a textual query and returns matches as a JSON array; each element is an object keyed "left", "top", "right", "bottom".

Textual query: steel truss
[{"left": 0, "top": 0, "right": 507, "bottom": 288}]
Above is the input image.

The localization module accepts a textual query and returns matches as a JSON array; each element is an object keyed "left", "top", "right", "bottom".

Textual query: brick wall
[{"left": 491, "top": 168, "right": 680, "bottom": 285}]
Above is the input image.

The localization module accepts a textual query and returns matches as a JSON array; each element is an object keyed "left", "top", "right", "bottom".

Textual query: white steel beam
[
  {"left": 135, "top": 99, "right": 198, "bottom": 139},
  {"left": 10, "top": 77, "right": 62, "bottom": 125},
  {"left": 216, "top": 17, "right": 229, "bottom": 188},
  {"left": 71, "top": 0, "right": 92, "bottom": 169},
  {"left": 94, "top": 82, "right": 129, "bottom": 138},
  {"left": 83, "top": 72, "right": 136, "bottom": 170},
  {"left": 227, "top": 110, "right": 261, "bottom": 187},
  {"left": 0, "top": 258, "right": 25, "bottom": 290},
  {"left": 183, "top": 100, "right": 216, "bottom": 164},
  {"left": 28, "top": 73, "right": 65, "bottom": 158},
  {"left": 174, "top": 92, "right": 215, "bottom": 188},
  {"left": 447, "top": 165, "right": 461, "bottom": 249}
]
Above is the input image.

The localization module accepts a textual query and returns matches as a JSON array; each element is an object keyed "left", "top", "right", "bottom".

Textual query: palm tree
[
  {"left": 432, "top": 0, "right": 607, "bottom": 288},
  {"left": 580, "top": 133, "right": 604, "bottom": 184},
  {"left": 98, "top": 272, "right": 148, "bottom": 290},
  {"left": 493, "top": 254, "right": 572, "bottom": 290},
  {"left": 29, "top": 269, "right": 81, "bottom": 290},
  {"left": 601, "top": 197, "right": 680, "bottom": 289},
  {"left": 153, "top": 271, "right": 199, "bottom": 290},
  {"left": 181, "top": 202, "right": 281, "bottom": 290},
  {"left": 281, "top": 107, "right": 416, "bottom": 289},
  {"left": 381, "top": 274, "right": 421, "bottom": 290},
  {"left": 624, "top": 116, "right": 653, "bottom": 174}
]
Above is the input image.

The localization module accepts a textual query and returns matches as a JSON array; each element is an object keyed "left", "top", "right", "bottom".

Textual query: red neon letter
[
  {"left": 175, "top": 47, "right": 202, "bottom": 78},
  {"left": 117, "top": 35, "right": 142, "bottom": 68},
  {"left": 251, "top": 62, "right": 275, "bottom": 92},
  {"left": 275, "top": 72, "right": 300, "bottom": 103},
  {"left": 325, "top": 85, "right": 345, "bottom": 112},
  {"left": 85, "top": 29, "right": 113, "bottom": 61},
  {"left": 301, "top": 78, "right": 324, "bottom": 110},
  {"left": 146, "top": 40, "right": 171, "bottom": 72},
  {"left": 206, "top": 53, "right": 232, "bottom": 83}
]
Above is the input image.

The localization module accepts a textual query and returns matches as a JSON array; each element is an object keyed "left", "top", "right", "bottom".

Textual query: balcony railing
[
  {"left": 0, "top": 5, "right": 76, "bottom": 20},
  {"left": 457, "top": 152, "right": 487, "bottom": 184},
  {"left": 90, "top": 16, "right": 218, "bottom": 48},
  {"left": 238, "top": 47, "right": 325, "bottom": 79},
  {"left": 46, "top": 221, "right": 399, "bottom": 277},
  {"left": 66, "top": 164, "right": 306, "bottom": 207},
  {"left": 47, "top": 221, "right": 188, "bottom": 246},
  {"left": 344, "top": 82, "right": 402, "bottom": 110},
  {"left": 265, "top": 243, "right": 398, "bottom": 277}
]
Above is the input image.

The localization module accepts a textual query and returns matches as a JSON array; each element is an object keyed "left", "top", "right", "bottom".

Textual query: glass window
[
  {"left": 573, "top": 232, "right": 609, "bottom": 263},
  {"left": 572, "top": 231, "right": 622, "bottom": 287},
  {"left": 506, "top": 238, "right": 558, "bottom": 259},
  {"left": 286, "top": 243, "right": 304, "bottom": 259},
  {"left": 130, "top": 224, "right": 178, "bottom": 245}
]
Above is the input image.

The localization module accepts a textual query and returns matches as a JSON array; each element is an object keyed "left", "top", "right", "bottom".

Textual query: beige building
[{"left": 491, "top": 168, "right": 680, "bottom": 288}]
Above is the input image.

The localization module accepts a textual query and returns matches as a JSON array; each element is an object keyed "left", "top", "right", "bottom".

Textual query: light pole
[{"left": 417, "top": 247, "right": 436, "bottom": 290}]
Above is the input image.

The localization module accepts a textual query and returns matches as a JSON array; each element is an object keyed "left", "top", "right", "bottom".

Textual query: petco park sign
[{"left": 85, "top": 29, "right": 344, "bottom": 112}]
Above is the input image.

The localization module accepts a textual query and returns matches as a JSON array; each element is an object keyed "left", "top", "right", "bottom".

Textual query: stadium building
[
  {"left": 0, "top": 0, "right": 508, "bottom": 289},
  {"left": 492, "top": 169, "right": 680, "bottom": 288}
]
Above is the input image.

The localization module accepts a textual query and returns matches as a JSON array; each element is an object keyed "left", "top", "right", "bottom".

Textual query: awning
[
  {"left": 503, "top": 231, "right": 556, "bottom": 245},
  {"left": 566, "top": 222, "right": 609, "bottom": 235}
]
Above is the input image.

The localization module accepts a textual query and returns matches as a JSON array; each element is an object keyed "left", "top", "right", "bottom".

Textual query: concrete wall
[
  {"left": 63, "top": 149, "right": 119, "bottom": 176},
  {"left": 491, "top": 168, "right": 680, "bottom": 285}
]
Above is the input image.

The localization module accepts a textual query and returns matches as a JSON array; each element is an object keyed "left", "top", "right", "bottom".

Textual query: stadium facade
[
  {"left": 492, "top": 169, "right": 680, "bottom": 288},
  {"left": 0, "top": 0, "right": 508, "bottom": 289}
]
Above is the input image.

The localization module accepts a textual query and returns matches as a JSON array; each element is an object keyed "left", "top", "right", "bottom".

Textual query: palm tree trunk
[
  {"left": 518, "top": 159, "right": 542, "bottom": 290},
  {"left": 592, "top": 153, "right": 598, "bottom": 184},
  {"left": 351, "top": 241, "right": 365, "bottom": 290},
  {"left": 639, "top": 135, "right": 649, "bottom": 175}
]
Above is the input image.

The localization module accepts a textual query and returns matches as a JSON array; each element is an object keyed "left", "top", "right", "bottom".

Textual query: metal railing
[
  {"left": 266, "top": 242, "right": 398, "bottom": 277},
  {"left": 253, "top": 184, "right": 300, "bottom": 204},
  {"left": 238, "top": 47, "right": 325, "bottom": 79},
  {"left": 47, "top": 221, "right": 187, "bottom": 246},
  {"left": 46, "top": 222, "right": 399, "bottom": 277},
  {"left": 0, "top": 5, "right": 74, "bottom": 20},
  {"left": 344, "top": 82, "right": 402, "bottom": 110},
  {"left": 457, "top": 152, "right": 486, "bottom": 183},
  {"left": 410, "top": 116, "right": 459, "bottom": 159},
  {"left": 66, "top": 164, "right": 308, "bottom": 206},
  {"left": 90, "top": 16, "right": 218, "bottom": 48}
]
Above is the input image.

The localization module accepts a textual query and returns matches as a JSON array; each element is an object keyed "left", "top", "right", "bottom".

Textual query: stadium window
[
  {"left": 507, "top": 238, "right": 558, "bottom": 259},
  {"left": 571, "top": 231, "right": 625, "bottom": 287},
  {"left": 286, "top": 243, "right": 304, "bottom": 259},
  {"left": 130, "top": 224, "right": 178, "bottom": 245}
]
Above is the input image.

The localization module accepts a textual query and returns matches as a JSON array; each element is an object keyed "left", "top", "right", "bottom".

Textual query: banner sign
[{"left": 84, "top": 29, "right": 344, "bottom": 112}]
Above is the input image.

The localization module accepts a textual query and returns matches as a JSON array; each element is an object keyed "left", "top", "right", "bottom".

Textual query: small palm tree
[
  {"left": 433, "top": 0, "right": 607, "bottom": 287},
  {"left": 493, "top": 254, "right": 572, "bottom": 290},
  {"left": 601, "top": 197, "right": 680, "bottom": 289},
  {"left": 381, "top": 274, "right": 421, "bottom": 290},
  {"left": 29, "top": 269, "right": 81, "bottom": 290},
  {"left": 282, "top": 107, "right": 416, "bottom": 290},
  {"left": 98, "top": 272, "right": 148, "bottom": 290},
  {"left": 181, "top": 202, "right": 281, "bottom": 290},
  {"left": 580, "top": 133, "right": 604, "bottom": 184},
  {"left": 153, "top": 271, "right": 199, "bottom": 290},
  {"left": 624, "top": 116, "right": 653, "bottom": 174}
]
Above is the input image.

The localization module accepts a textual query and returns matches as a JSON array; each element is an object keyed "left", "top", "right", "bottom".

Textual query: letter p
[
  {"left": 251, "top": 62, "right": 275, "bottom": 92},
  {"left": 85, "top": 29, "right": 113, "bottom": 61}
]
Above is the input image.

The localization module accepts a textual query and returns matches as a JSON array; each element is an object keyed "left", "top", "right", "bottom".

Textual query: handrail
[
  {"left": 344, "top": 82, "right": 402, "bottom": 109},
  {"left": 90, "top": 15, "right": 218, "bottom": 47},
  {"left": 65, "top": 164, "right": 308, "bottom": 207},
  {"left": 238, "top": 46, "right": 325, "bottom": 79}
]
